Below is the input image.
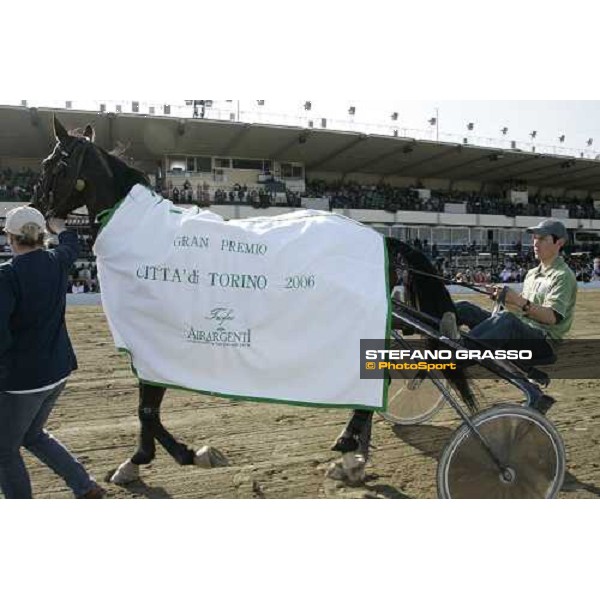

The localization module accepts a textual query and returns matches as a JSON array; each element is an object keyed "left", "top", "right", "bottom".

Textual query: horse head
[{"left": 35, "top": 115, "right": 148, "bottom": 234}]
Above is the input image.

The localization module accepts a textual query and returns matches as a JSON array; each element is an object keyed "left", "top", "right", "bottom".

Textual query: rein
[
  {"left": 404, "top": 266, "right": 508, "bottom": 313},
  {"left": 405, "top": 267, "right": 492, "bottom": 296}
]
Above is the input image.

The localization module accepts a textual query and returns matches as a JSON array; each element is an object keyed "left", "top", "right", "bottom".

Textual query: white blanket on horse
[{"left": 94, "top": 185, "right": 389, "bottom": 409}]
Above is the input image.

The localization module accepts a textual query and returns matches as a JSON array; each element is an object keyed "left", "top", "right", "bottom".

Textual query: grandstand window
[
  {"left": 471, "top": 228, "right": 487, "bottom": 246},
  {"left": 186, "top": 157, "right": 195, "bottom": 172},
  {"left": 432, "top": 228, "right": 451, "bottom": 245},
  {"left": 371, "top": 225, "right": 391, "bottom": 237},
  {"left": 497, "top": 229, "right": 522, "bottom": 247},
  {"left": 232, "top": 158, "right": 264, "bottom": 170},
  {"left": 406, "top": 227, "right": 431, "bottom": 242},
  {"left": 417, "top": 227, "right": 432, "bottom": 242},
  {"left": 280, "top": 163, "right": 304, "bottom": 179},
  {"left": 168, "top": 158, "right": 186, "bottom": 172},
  {"left": 215, "top": 158, "right": 231, "bottom": 169},
  {"left": 451, "top": 228, "right": 469, "bottom": 246},
  {"left": 495, "top": 229, "right": 524, "bottom": 249},
  {"left": 575, "top": 231, "right": 600, "bottom": 242},
  {"left": 196, "top": 157, "right": 212, "bottom": 173},
  {"left": 390, "top": 227, "right": 405, "bottom": 241}
]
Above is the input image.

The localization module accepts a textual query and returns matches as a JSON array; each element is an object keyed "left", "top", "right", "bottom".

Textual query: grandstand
[{"left": 2, "top": 103, "right": 600, "bottom": 284}]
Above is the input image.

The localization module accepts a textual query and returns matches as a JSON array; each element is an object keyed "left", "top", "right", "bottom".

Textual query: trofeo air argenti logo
[
  {"left": 206, "top": 307, "right": 235, "bottom": 325},
  {"left": 183, "top": 307, "right": 251, "bottom": 348}
]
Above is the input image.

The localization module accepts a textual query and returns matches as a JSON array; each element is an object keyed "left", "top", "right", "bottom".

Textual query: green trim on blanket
[
  {"left": 116, "top": 347, "right": 386, "bottom": 412},
  {"left": 97, "top": 188, "right": 164, "bottom": 231},
  {"left": 97, "top": 198, "right": 126, "bottom": 231},
  {"left": 382, "top": 237, "right": 392, "bottom": 412}
]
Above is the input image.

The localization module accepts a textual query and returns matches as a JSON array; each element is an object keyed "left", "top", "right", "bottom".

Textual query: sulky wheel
[
  {"left": 382, "top": 371, "right": 447, "bottom": 425},
  {"left": 437, "top": 404, "right": 565, "bottom": 499}
]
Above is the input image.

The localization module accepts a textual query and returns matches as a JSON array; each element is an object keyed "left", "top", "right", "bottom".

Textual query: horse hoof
[
  {"left": 194, "top": 446, "right": 229, "bottom": 469},
  {"left": 325, "top": 460, "right": 347, "bottom": 482},
  {"left": 110, "top": 459, "right": 140, "bottom": 484},
  {"left": 342, "top": 452, "right": 366, "bottom": 486},
  {"left": 325, "top": 453, "right": 366, "bottom": 486}
]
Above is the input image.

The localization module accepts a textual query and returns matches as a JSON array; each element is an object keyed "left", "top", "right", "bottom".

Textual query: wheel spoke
[
  {"left": 384, "top": 375, "right": 445, "bottom": 425},
  {"left": 438, "top": 406, "right": 565, "bottom": 499}
]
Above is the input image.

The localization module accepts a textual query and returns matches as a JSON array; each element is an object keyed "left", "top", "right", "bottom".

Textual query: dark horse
[{"left": 34, "top": 115, "right": 478, "bottom": 486}]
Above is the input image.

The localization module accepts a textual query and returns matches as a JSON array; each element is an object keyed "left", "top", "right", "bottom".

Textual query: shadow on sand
[
  {"left": 562, "top": 471, "right": 600, "bottom": 497},
  {"left": 391, "top": 423, "right": 455, "bottom": 460}
]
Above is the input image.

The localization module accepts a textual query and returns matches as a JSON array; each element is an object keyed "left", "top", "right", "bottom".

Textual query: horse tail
[{"left": 385, "top": 237, "right": 479, "bottom": 414}]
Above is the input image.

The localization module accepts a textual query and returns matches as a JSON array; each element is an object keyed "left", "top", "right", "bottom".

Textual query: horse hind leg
[
  {"left": 328, "top": 410, "right": 373, "bottom": 485},
  {"left": 331, "top": 410, "right": 371, "bottom": 452}
]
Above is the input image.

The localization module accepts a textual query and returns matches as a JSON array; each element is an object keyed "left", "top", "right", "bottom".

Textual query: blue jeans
[
  {"left": 0, "top": 382, "right": 96, "bottom": 499},
  {"left": 455, "top": 301, "right": 493, "bottom": 331}
]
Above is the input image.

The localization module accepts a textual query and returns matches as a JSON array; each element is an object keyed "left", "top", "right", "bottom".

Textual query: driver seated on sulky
[{"left": 455, "top": 219, "right": 577, "bottom": 366}]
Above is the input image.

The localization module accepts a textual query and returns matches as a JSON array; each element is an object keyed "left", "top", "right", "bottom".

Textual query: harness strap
[{"left": 405, "top": 267, "right": 491, "bottom": 296}]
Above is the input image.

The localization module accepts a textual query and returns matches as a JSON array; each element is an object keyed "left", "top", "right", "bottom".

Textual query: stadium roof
[{"left": 3, "top": 105, "right": 600, "bottom": 192}]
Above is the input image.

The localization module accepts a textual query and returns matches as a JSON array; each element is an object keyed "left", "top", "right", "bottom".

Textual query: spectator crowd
[
  {"left": 303, "top": 180, "right": 600, "bottom": 220},
  {"left": 0, "top": 167, "right": 38, "bottom": 201},
  {"left": 3, "top": 168, "right": 600, "bottom": 291},
  {"left": 4, "top": 168, "right": 600, "bottom": 221},
  {"left": 397, "top": 238, "right": 600, "bottom": 286},
  {"left": 160, "top": 180, "right": 303, "bottom": 209},
  {"left": 67, "top": 262, "right": 99, "bottom": 294}
]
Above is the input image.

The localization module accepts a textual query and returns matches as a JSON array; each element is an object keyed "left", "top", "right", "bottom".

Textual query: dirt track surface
[{"left": 20, "top": 293, "right": 600, "bottom": 499}]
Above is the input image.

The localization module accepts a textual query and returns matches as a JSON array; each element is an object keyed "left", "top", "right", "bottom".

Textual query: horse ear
[
  {"left": 83, "top": 124, "right": 95, "bottom": 142},
  {"left": 53, "top": 114, "right": 70, "bottom": 144}
]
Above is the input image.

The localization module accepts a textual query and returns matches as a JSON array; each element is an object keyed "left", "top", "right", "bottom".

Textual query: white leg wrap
[
  {"left": 326, "top": 453, "right": 366, "bottom": 485},
  {"left": 110, "top": 459, "right": 140, "bottom": 484},
  {"left": 194, "top": 446, "right": 229, "bottom": 468}
]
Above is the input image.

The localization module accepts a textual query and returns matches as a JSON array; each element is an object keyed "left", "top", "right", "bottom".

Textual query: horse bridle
[{"left": 40, "top": 137, "right": 114, "bottom": 219}]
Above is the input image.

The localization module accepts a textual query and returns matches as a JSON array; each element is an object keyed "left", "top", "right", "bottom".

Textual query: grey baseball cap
[{"left": 526, "top": 219, "right": 568, "bottom": 240}]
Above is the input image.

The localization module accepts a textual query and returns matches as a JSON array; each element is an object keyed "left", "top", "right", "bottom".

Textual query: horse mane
[
  {"left": 68, "top": 127, "right": 151, "bottom": 200},
  {"left": 102, "top": 147, "right": 151, "bottom": 200}
]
